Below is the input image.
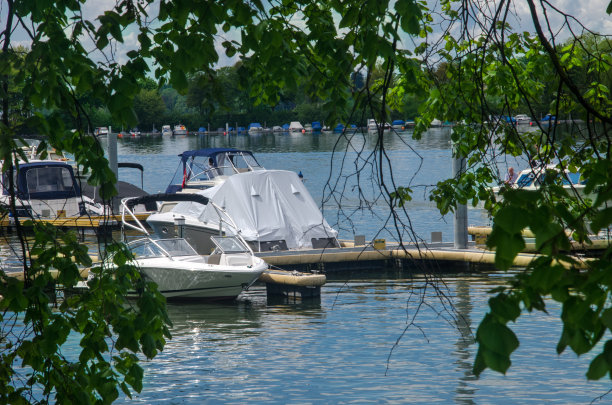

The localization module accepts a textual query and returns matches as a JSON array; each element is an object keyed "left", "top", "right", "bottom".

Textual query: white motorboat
[
  {"left": 162, "top": 125, "right": 173, "bottom": 136},
  {"left": 173, "top": 124, "right": 188, "bottom": 136},
  {"left": 94, "top": 127, "right": 109, "bottom": 136},
  {"left": 515, "top": 114, "right": 532, "bottom": 125},
  {"left": 289, "top": 121, "right": 304, "bottom": 132},
  {"left": 0, "top": 159, "right": 106, "bottom": 219},
  {"left": 147, "top": 170, "right": 340, "bottom": 254},
  {"left": 95, "top": 194, "right": 268, "bottom": 300},
  {"left": 491, "top": 164, "right": 592, "bottom": 201}
]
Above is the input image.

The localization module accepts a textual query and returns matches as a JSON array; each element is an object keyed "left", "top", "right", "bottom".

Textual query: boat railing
[{"left": 120, "top": 193, "right": 255, "bottom": 256}]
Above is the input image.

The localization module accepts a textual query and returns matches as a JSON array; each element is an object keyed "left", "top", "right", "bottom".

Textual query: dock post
[
  {"left": 107, "top": 126, "right": 119, "bottom": 213},
  {"left": 453, "top": 145, "right": 468, "bottom": 249},
  {"left": 108, "top": 126, "right": 118, "bottom": 180}
]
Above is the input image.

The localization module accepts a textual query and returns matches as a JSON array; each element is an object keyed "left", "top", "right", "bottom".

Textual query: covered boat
[
  {"left": 289, "top": 121, "right": 304, "bottom": 132},
  {"left": 148, "top": 170, "right": 340, "bottom": 254},
  {"left": 391, "top": 120, "right": 405, "bottom": 130},
  {"left": 248, "top": 123, "right": 263, "bottom": 133}
]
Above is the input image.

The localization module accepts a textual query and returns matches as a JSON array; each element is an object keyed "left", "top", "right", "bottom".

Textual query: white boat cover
[{"left": 168, "top": 170, "right": 338, "bottom": 249}]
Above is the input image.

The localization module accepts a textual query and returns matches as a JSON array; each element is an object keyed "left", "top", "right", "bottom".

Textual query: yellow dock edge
[
  {"left": 0, "top": 212, "right": 151, "bottom": 228},
  {"left": 469, "top": 226, "right": 610, "bottom": 251},
  {"left": 258, "top": 270, "right": 326, "bottom": 287},
  {"left": 260, "top": 248, "right": 592, "bottom": 270}
]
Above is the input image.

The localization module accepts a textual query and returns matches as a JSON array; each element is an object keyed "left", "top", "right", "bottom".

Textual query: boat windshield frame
[
  {"left": 184, "top": 151, "right": 264, "bottom": 181},
  {"left": 128, "top": 237, "right": 198, "bottom": 259},
  {"left": 210, "top": 235, "right": 251, "bottom": 254}
]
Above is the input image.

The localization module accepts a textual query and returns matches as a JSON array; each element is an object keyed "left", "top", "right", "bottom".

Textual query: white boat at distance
[
  {"left": 148, "top": 170, "right": 340, "bottom": 254},
  {"left": 515, "top": 114, "right": 532, "bottom": 124},
  {"left": 289, "top": 121, "right": 304, "bottom": 132},
  {"left": 161, "top": 125, "right": 173, "bottom": 136},
  {"left": 492, "top": 164, "right": 592, "bottom": 201},
  {"left": 95, "top": 194, "right": 268, "bottom": 300},
  {"left": 173, "top": 124, "right": 188, "bottom": 136},
  {"left": 367, "top": 118, "right": 391, "bottom": 131}
]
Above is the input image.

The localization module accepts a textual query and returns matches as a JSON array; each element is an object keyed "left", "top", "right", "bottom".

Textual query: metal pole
[
  {"left": 453, "top": 144, "right": 468, "bottom": 249},
  {"left": 108, "top": 126, "right": 118, "bottom": 180}
]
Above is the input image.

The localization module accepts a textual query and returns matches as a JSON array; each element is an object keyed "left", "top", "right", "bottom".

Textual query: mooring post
[
  {"left": 107, "top": 126, "right": 119, "bottom": 213},
  {"left": 453, "top": 144, "right": 468, "bottom": 249},
  {"left": 108, "top": 126, "right": 118, "bottom": 180}
]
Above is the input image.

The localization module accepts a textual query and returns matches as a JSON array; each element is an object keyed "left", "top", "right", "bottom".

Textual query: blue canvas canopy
[
  {"left": 311, "top": 121, "right": 322, "bottom": 131},
  {"left": 392, "top": 120, "right": 404, "bottom": 125},
  {"left": 4, "top": 161, "right": 81, "bottom": 200}
]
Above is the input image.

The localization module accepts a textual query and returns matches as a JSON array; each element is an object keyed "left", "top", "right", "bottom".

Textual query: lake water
[
  {"left": 98, "top": 130, "right": 610, "bottom": 403},
  {"left": 6, "top": 129, "right": 609, "bottom": 403}
]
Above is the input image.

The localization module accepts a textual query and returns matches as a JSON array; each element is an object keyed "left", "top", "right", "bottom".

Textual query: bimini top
[
  {"left": 166, "top": 148, "right": 265, "bottom": 194},
  {"left": 2, "top": 160, "right": 81, "bottom": 200}
]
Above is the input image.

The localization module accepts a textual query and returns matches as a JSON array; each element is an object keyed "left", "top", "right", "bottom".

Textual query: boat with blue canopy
[{"left": 165, "top": 148, "right": 265, "bottom": 194}]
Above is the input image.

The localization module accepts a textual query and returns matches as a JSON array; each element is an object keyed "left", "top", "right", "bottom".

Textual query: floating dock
[
  {"left": 0, "top": 212, "right": 150, "bottom": 234},
  {"left": 468, "top": 226, "right": 611, "bottom": 253},
  {"left": 255, "top": 240, "right": 593, "bottom": 273},
  {"left": 258, "top": 269, "right": 326, "bottom": 298}
]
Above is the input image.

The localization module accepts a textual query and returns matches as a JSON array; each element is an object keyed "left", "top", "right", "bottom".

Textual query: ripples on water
[{"left": 119, "top": 271, "right": 609, "bottom": 404}]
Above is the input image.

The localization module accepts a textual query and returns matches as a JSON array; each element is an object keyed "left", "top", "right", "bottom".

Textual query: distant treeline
[{"left": 85, "top": 64, "right": 418, "bottom": 132}]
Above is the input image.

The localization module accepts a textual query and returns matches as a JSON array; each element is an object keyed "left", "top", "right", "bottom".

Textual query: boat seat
[{"left": 207, "top": 254, "right": 221, "bottom": 265}]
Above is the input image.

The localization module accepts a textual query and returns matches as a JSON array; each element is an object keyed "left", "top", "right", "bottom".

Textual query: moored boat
[
  {"left": 161, "top": 125, "right": 173, "bottom": 136},
  {"left": 1, "top": 159, "right": 106, "bottom": 219},
  {"left": 164, "top": 148, "right": 265, "bottom": 194},
  {"left": 173, "top": 124, "right": 188, "bottom": 136},
  {"left": 148, "top": 170, "right": 340, "bottom": 254},
  {"left": 289, "top": 121, "right": 304, "bottom": 132},
  {"left": 89, "top": 194, "right": 268, "bottom": 300}
]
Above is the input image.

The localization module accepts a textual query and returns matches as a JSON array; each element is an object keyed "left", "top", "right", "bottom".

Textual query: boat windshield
[
  {"left": 515, "top": 173, "right": 534, "bottom": 187},
  {"left": 129, "top": 238, "right": 198, "bottom": 258},
  {"left": 210, "top": 235, "right": 250, "bottom": 254}
]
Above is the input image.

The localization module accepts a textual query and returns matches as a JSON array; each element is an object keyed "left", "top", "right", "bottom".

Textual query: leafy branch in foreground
[{"left": 419, "top": 0, "right": 612, "bottom": 378}]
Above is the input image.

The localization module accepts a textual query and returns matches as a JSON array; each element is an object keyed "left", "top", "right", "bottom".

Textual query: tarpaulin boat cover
[{"left": 169, "top": 170, "right": 338, "bottom": 249}]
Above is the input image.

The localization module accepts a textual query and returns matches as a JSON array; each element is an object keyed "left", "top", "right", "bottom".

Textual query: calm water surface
[{"left": 119, "top": 272, "right": 609, "bottom": 404}]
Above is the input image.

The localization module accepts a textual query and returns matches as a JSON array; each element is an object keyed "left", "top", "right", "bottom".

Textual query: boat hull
[{"left": 134, "top": 256, "right": 266, "bottom": 300}]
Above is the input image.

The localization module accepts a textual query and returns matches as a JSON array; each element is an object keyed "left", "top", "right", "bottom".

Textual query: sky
[{"left": 2, "top": 0, "right": 612, "bottom": 69}]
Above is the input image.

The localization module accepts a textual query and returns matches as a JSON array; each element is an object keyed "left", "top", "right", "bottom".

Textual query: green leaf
[
  {"left": 586, "top": 353, "right": 609, "bottom": 380},
  {"left": 489, "top": 294, "right": 521, "bottom": 322},
  {"left": 475, "top": 313, "right": 520, "bottom": 375}
]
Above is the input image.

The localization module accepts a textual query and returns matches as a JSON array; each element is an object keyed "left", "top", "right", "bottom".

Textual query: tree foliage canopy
[{"left": 1, "top": 0, "right": 612, "bottom": 402}]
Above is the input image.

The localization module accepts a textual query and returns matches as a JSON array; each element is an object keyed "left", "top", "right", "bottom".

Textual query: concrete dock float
[
  {"left": 258, "top": 269, "right": 326, "bottom": 298},
  {"left": 468, "top": 226, "right": 611, "bottom": 253},
  {"left": 255, "top": 242, "right": 592, "bottom": 273}
]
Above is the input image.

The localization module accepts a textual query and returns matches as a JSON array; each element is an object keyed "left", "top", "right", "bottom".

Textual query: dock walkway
[{"left": 254, "top": 241, "right": 576, "bottom": 273}]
